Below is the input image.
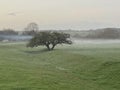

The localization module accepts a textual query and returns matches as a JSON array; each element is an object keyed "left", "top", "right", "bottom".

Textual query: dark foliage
[{"left": 0, "top": 29, "right": 18, "bottom": 35}]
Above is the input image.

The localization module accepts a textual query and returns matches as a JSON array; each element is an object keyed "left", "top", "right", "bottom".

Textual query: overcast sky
[{"left": 0, "top": 0, "right": 120, "bottom": 30}]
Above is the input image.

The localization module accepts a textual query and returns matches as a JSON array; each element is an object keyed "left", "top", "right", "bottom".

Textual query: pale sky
[{"left": 0, "top": 0, "right": 120, "bottom": 30}]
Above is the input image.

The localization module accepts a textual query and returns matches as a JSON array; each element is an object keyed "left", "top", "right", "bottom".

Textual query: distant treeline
[
  {"left": 0, "top": 29, "right": 18, "bottom": 35},
  {"left": 66, "top": 28, "right": 120, "bottom": 39},
  {"left": 1, "top": 28, "right": 120, "bottom": 40},
  {"left": 0, "top": 29, "right": 32, "bottom": 41},
  {"left": 0, "top": 29, "right": 37, "bottom": 36}
]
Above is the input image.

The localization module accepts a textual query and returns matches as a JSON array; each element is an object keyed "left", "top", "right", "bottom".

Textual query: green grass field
[{"left": 0, "top": 41, "right": 120, "bottom": 90}]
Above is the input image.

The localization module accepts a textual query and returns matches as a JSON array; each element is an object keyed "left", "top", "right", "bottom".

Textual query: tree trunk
[
  {"left": 46, "top": 44, "right": 56, "bottom": 51},
  {"left": 51, "top": 44, "right": 56, "bottom": 50},
  {"left": 46, "top": 44, "right": 50, "bottom": 51}
]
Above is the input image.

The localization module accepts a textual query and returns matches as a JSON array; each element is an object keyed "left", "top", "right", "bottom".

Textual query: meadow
[{"left": 0, "top": 40, "right": 120, "bottom": 90}]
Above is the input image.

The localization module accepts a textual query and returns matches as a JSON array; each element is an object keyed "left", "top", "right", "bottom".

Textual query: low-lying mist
[{"left": 73, "top": 39, "right": 120, "bottom": 44}]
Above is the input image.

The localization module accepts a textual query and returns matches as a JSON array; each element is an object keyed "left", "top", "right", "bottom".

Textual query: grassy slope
[{"left": 0, "top": 42, "right": 120, "bottom": 90}]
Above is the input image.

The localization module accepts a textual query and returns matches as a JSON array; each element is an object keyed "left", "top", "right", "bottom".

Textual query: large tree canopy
[{"left": 27, "top": 31, "right": 72, "bottom": 50}]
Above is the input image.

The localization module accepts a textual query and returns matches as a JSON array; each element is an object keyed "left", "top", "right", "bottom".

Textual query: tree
[
  {"left": 24, "top": 22, "right": 39, "bottom": 35},
  {"left": 27, "top": 31, "right": 72, "bottom": 50}
]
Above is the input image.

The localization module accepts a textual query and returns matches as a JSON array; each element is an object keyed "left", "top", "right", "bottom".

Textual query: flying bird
[
  {"left": 8, "top": 12, "right": 16, "bottom": 16},
  {"left": 7, "top": 12, "right": 22, "bottom": 16}
]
